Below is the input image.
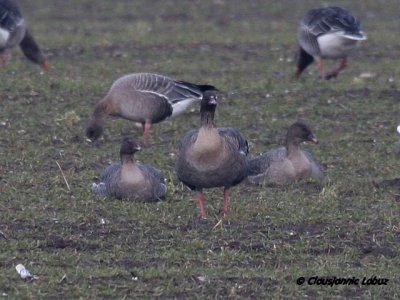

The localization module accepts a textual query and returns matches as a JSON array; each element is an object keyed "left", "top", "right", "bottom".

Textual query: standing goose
[
  {"left": 296, "top": 6, "right": 366, "bottom": 80},
  {"left": 0, "top": 0, "right": 49, "bottom": 69},
  {"left": 176, "top": 91, "right": 249, "bottom": 218},
  {"left": 86, "top": 73, "right": 217, "bottom": 144},
  {"left": 92, "top": 137, "right": 167, "bottom": 201},
  {"left": 247, "top": 122, "right": 323, "bottom": 185}
]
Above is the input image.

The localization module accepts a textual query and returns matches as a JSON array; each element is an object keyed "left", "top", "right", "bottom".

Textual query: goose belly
[
  {"left": 0, "top": 28, "right": 10, "bottom": 48},
  {"left": 317, "top": 32, "right": 361, "bottom": 59},
  {"left": 116, "top": 96, "right": 171, "bottom": 123},
  {"left": 184, "top": 156, "right": 247, "bottom": 188}
]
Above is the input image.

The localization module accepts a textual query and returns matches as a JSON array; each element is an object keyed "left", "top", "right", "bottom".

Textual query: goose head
[
  {"left": 287, "top": 122, "right": 318, "bottom": 146},
  {"left": 200, "top": 91, "right": 218, "bottom": 127},
  {"left": 86, "top": 120, "right": 104, "bottom": 141},
  {"left": 120, "top": 137, "right": 142, "bottom": 157},
  {"left": 201, "top": 90, "right": 218, "bottom": 109}
]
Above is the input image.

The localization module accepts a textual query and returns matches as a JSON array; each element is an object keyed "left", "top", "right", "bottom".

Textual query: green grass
[{"left": 1, "top": 0, "right": 399, "bottom": 298}]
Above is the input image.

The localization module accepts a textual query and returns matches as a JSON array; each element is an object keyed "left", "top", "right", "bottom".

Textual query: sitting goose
[
  {"left": 296, "top": 6, "right": 366, "bottom": 80},
  {"left": 92, "top": 137, "right": 167, "bottom": 201},
  {"left": 176, "top": 91, "right": 249, "bottom": 218},
  {"left": 0, "top": 0, "right": 49, "bottom": 69},
  {"left": 86, "top": 73, "right": 217, "bottom": 144},
  {"left": 247, "top": 122, "right": 323, "bottom": 185}
]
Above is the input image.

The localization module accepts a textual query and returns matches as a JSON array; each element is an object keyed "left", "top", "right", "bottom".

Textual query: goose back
[
  {"left": 94, "top": 162, "right": 167, "bottom": 201},
  {"left": 298, "top": 6, "right": 364, "bottom": 58},
  {"left": 107, "top": 74, "right": 173, "bottom": 124},
  {"left": 107, "top": 73, "right": 217, "bottom": 122},
  {"left": 0, "top": 0, "right": 25, "bottom": 49},
  {"left": 302, "top": 7, "right": 362, "bottom": 38}
]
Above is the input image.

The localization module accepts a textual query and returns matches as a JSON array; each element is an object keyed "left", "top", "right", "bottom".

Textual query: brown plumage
[
  {"left": 175, "top": 91, "right": 249, "bottom": 218},
  {"left": 247, "top": 122, "right": 323, "bottom": 185},
  {"left": 86, "top": 73, "right": 217, "bottom": 144}
]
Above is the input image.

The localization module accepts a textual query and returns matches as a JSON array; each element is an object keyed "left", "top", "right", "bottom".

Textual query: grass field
[{"left": 1, "top": 0, "right": 399, "bottom": 298}]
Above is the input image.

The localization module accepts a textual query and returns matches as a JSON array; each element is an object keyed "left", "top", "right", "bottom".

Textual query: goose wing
[
  {"left": 248, "top": 147, "right": 287, "bottom": 176},
  {"left": 91, "top": 163, "right": 121, "bottom": 196},
  {"left": 126, "top": 73, "right": 216, "bottom": 104},
  {"left": 302, "top": 7, "right": 362, "bottom": 37},
  {"left": 178, "top": 129, "right": 198, "bottom": 152},
  {"left": 303, "top": 149, "right": 324, "bottom": 180},
  {"left": 218, "top": 127, "right": 249, "bottom": 156},
  {"left": 139, "top": 163, "right": 166, "bottom": 184},
  {"left": 100, "top": 163, "right": 121, "bottom": 182},
  {"left": 169, "top": 80, "right": 216, "bottom": 104},
  {"left": 138, "top": 163, "right": 167, "bottom": 200},
  {"left": 0, "top": 0, "right": 23, "bottom": 32}
]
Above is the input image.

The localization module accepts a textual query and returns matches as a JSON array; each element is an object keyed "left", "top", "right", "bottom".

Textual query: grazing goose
[
  {"left": 296, "top": 6, "right": 366, "bottom": 80},
  {"left": 92, "top": 137, "right": 167, "bottom": 201},
  {"left": 247, "top": 122, "right": 323, "bottom": 185},
  {"left": 0, "top": 0, "right": 49, "bottom": 69},
  {"left": 86, "top": 73, "right": 217, "bottom": 144},
  {"left": 176, "top": 91, "right": 249, "bottom": 218}
]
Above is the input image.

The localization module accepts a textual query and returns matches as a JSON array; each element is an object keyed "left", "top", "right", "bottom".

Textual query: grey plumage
[
  {"left": 296, "top": 6, "right": 366, "bottom": 79},
  {"left": 92, "top": 137, "right": 167, "bottom": 201},
  {"left": 247, "top": 122, "right": 323, "bottom": 185},
  {"left": 176, "top": 127, "right": 249, "bottom": 190},
  {"left": 0, "top": 0, "right": 23, "bottom": 32},
  {"left": 0, "top": 0, "right": 25, "bottom": 51},
  {"left": 0, "top": 0, "right": 48, "bottom": 68},
  {"left": 93, "top": 162, "right": 167, "bottom": 201},
  {"left": 175, "top": 91, "right": 248, "bottom": 217},
  {"left": 302, "top": 7, "right": 362, "bottom": 36},
  {"left": 86, "top": 73, "right": 217, "bottom": 141},
  {"left": 303, "top": 149, "right": 324, "bottom": 179},
  {"left": 298, "top": 6, "right": 364, "bottom": 57}
]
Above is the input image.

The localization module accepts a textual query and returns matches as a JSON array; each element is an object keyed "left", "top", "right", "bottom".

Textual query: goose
[
  {"left": 247, "top": 122, "right": 323, "bottom": 185},
  {"left": 296, "top": 6, "right": 366, "bottom": 80},
  {"left": 86, "top": 73, "right": 217, "bottom": 144},
  {"left": 0, "top": 0, "right": 49, "bottom": 69},
  {"left": 92, "top": 136, "right": 167, "bottom": 201},
  {"left": 175, "top": 91, "right": 249, "bottom": 218}
]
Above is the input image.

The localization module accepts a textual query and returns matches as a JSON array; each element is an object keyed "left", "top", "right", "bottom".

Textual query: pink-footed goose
[
  {"left": 0, "top": 0, "right": 49, "bottom": 69},
  {"left": 175, "top": 91, "right": 249, "bottom": 218},
  {"left": 247, "top": 122, "right": 323, "bottom": 185},
  {"left": 296, "top": 6, "right": 366, "bottom": 80},
  {"left": 86, "top": 73, "right": 217, "bottom": 145},
  {"left": 92, "top": 137, "right": 167, "bottom": 201}
]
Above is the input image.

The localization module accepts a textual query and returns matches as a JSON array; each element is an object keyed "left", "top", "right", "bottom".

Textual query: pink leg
[
  {"left": 0, "top": 53, "right": 8, "bottom": 66},
  {"left": 142, "top": 121, "right": 152, "bottom": 146},
  {"left": 315, "top": 57, "right": 325, "bottom": 79},
  {"left": 196, "top": 191, "right": 207, "bottom": 218},
  {"left": 223, "top": 188, "right": 230, "bottom": 217},
  {"left": 41, "top": 60, "right": 50, "bottom": 71},
  {"left": 325, "top": 57, "right": 348, "bottom": 80},
  {"left": 295, "top": 68, "right": 302, "bottom": 79}
]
